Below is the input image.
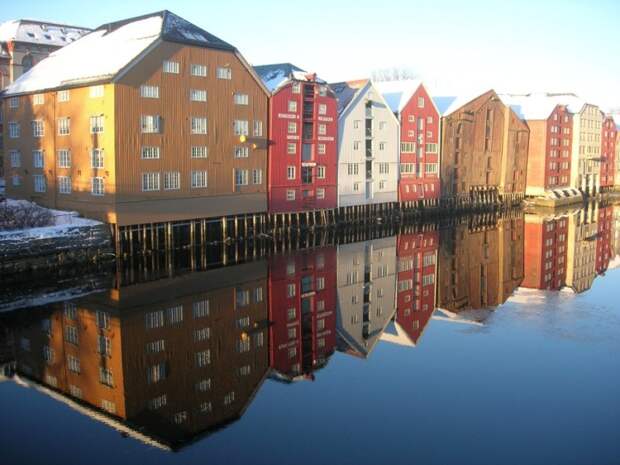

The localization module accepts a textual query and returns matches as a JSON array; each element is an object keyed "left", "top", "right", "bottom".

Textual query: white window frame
[{"left": 163, "top": 60, "right": 180, "bottom": 74}]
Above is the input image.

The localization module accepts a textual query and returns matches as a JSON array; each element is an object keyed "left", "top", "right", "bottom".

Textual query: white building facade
[{"left": 330, "top": 80, "right": 399, "bottom": 207}]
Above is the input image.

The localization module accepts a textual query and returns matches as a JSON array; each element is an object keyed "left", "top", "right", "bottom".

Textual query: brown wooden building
[
  {"left": 435, "top": 90, "right": 529, "bottom": 206},
  {"left": 2, "top": 11, "right": 269, "bottom": 226}
]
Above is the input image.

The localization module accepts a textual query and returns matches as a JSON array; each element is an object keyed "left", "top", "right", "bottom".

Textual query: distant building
[
  {"left": 0, "top": 19, "right": 89, "bottom": 179},
  {"left": 522, "top": 212, "right": 569, "bottom": 290},
  {"left": 254, "top": 63, "right": 338, "bottom": 213},
  {"left": 600, "top": 115, "right": 617, "bottom": 190},
  {"left": 434, "top": 90, "right": 529, "bottom": 205},
  {"left": 268, "top": 246, "right": 337, "bottom": 382},
  {"left": 2, "top": 11, "right": 269, "bottom": 225},
  {"left": 376, "top": 80, "right": 441, "bottom": 205},
  {"left": 500, "top": 94, "right": 576, "bottom": 200},
  {"left": 565, "top": 205, "right": 598, "bottom": 293},
  {"left": 336, "top": 237, "right": 397, "bottom": 358},
  {"left": 595, "top": 204, "right": 613, "bottom": 274},
  {"left": 330, "top": 80, "right": 399, "bottom": 208}
]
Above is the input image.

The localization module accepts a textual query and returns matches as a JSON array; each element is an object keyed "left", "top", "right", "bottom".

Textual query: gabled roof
[
  {"left": 498, "top": 93, "right": 580, "bottom": 120},
  {"left": 3, "top": 10, "right": 237, "bottom": 96},
  {"left": 432, "top": 88, "right": 496, "bottom": 117},
  {"left": 0, "top": 19, "right": 90, "bottom": 48},
  {"left": 374, "top": 79, "right": 423, "bottom": 113},
  {"left": 253, "top": 62, "right": 308, "bottom": 92},
  {"left": 328, "top": 79, "right": 370, "bottom": 116}
]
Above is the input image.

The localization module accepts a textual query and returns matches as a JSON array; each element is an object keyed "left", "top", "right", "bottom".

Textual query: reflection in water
[{"left": 1, "top": 203, "right": 619, "bottom": 451}]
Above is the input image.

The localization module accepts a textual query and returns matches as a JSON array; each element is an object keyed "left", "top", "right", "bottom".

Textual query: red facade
[
  {"left": 267, "top": 79, "right": 338, "bottom": 213},
  {"left": 398, "top": 85, "right": 441, "bottom": 202},
  {"left": 600, "top": 116, "right": 617, "bottom": 189},
  {"left": 595, "top": 205, "right": 613, "bottom": 274},
  {"left": 394, "top": 230, "right": 438, "bottom": 344},
  {"left": 545, "top": 105, "right": 573, "bottom": 189},
  {"left": 522, "top": 216, "right": 568, "bottom": 290},
  {"left": 268, "top": 246, "right": 337, "bottom": 380}
]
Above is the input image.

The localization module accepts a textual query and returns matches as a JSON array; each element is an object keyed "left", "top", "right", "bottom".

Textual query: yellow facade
[{"left": 570, "top": 105, "right": 602, "bottom": 195}]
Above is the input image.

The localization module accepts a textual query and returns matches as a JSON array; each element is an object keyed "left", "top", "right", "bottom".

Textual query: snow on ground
[{"left": 0, "top": 199, "right": 102, "bottom": 241}]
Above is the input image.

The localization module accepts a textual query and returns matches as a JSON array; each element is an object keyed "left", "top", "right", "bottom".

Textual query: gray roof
[
  {"left": 253, "top": 63, "right": 307, "bottom": 92},
  {"left": 0, "top": 19, "right": 90, "bottom": 48},
  {"left": 329, "top": 80, "right": 369, "bottom": 116}
]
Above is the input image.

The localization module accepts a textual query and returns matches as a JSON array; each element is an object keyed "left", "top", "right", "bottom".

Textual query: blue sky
[{"left": 4, "top": 0, "right": 620, "bottom": 110}]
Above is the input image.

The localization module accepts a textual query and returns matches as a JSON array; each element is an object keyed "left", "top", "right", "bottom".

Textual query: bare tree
[{"left": 371, "top": 66, "right": 419, "bottom": 82}]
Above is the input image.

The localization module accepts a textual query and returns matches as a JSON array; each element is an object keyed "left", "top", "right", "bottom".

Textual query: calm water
[{"left": 1, "top": 204, "right": 619, "bottom": 465}]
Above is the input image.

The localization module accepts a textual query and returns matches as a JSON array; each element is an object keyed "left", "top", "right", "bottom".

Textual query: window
[
  {"left": 417, "top": 97, "right": 425, "bottom": 108},
  {"left": 353, "top": 182, "right": 360, "bottom": 191},
  {"left": 32, "top": 120, "right": 44, "bottom": 137},
  {"left": 316, "top": 276, "right": 325, "bottom": 290},
  {"left": 425, "top": 163, "right": 438, "bottom": 174},
  {"left": 288, "top": 347, "right": 297, "bottom": 359},
  {"left": 91, "top": 149, "right": 104, "bottom": 168},
  {"left": 191, "top": 146, "right": 208, "bottom": 158},
  {"left": 318, "top": 124, "right": 327, "bottom": 135},
  {"left": 191, "top": 117, "right": 208, "bottom": 134},
  {"left": 96, "top": 311, "right": 110, "bottom": 329},
  {"left": 163, "top": 60, "right": 180, "bottom": 74},
  {"left": 287, "top": 143, "right": 297, "bottom": 154},
  {"left": 90, "top": 115, "right": 104, "bottom": 133},
  {"left": 426, "top": 143, "right": 438, "bottom": 153},
  {"left": 216, "top": 67, "right": 232, "bottom": 79},
  {"left": 58, "top": 176, "right": 71, "bottom": 194},
  {"left": 98, "top": 335, "right": 111, "bottom": 357},
  {"left": 194, "top": 327, "right": 210, "bottom": 342},
  {"left": 234, "top": 119, "right": 249, "bottom": 136},
  {"left": 57, "top": 90, "right": 70, "bottom": 102},
  {"left": 234, "top": 146, "right": 249, "bottom": 158},
  {"left": 9, "top": 96, "right": 19, "bottom": 108},
  {"left": 224, "top": 392, "right": 235, "bottom": 405},
  {"left": 253, "top": 120, "right": 263, "bottom": 136},
  {"left": 142, "top": 172, "right": 160, "bottom": 191},
  {"left": 69, "top": 385, "right": 82, "bottom": 399},
  {"left": 99, "top": 367, "right": 114, "bottom": 386},
  {"left": 292, "top": 82, "right": 301, "bottom": 93},
  {"left": 146, "top": 339, "right": 165, "bottom": 353},
  {"left": 287, "top": 166, "right": 296, "bottom": 180},
  {"left": 58, "top": 149, "right": 71, "bottom": 168},
  {"left": 173, "top": 412, "right": 187, "bottom": 424},
  {"left": 317, "top": 188, "right": 325, "bottom": 199},
  {"left": 191, "top": 170, "right": 208, "bottom": 188},
  {"left": 318, "top": 103, "right": 327, "bottom": 115},
  {"left": 252, "top": 169, "right": 263, "bottom": 184},
  {"left": 140, "top": 115, "right": 160, "bottom": 133},
  {"left": 317, "top": 144, "right": 326, "bottom": 155},
  {"left": 163, "top": 171, "right": 180, "bottom": 190},
  {"left": 147, "top": 362, "right": 167, "bottom": 384},
  {"left": 89, "top": 85, "right": 104, "bottom": 98},
  {"left": 9, "top": 150, "right": 21, "bottom": 167},
  {"left": 347, "top": 163, "right": 359, "bottom": 175},
  {"left": 287, "top": 307, "right": 296, "bottom": 320},
  {"left": 141, "top": 146, "right": 160, "bottom": 159},
  {"left": 146, "top": 310, "right": 164, "bottom": 329},
  {"left": 287, "top": 283, "right": 296, "bottom": 297},
  {"left": 191, "top": 64, "right": 207, "bottom": 76},
  {"left": 11, "top": 175, "right": 21, "bottom": 187},
  {"left": 140, "top": 85, "right": 159, "bottom": 98},
  {"left": 288, "top": 122, "right": 297, "bottom": 134},
  {"left": 58, "top": 117, "right": 70, "bottom": 135},
  {"left": 288, "top": 100, "right": 297, "bottom": 112},
  {"left": 196, "top": 350, "right": 211, "bottom": 367},
  {"left": 234, "top": 93, "right": 249, "bottom": 105},
  {"left": 190, "top": 89, "right": 207, "bottom": 102},
  {"left": 32, "top": 150, "right": 43, "bottom": 168},
  {"left": 196, "top": 379, "right": 211, "bottom": 392},
  {"left": 166, "top": 305, "right": 183, "bottom": 324},
  {"left": 379, "top": 162, "right": 389, "bottom": 174},
  {"left": 286, "top": 189, "right": 296, "bottom": 201},
  {"left": 193, "top": 299, "right": 209, "bottom": 318},
  {"left": 148, "top": 395, "right": 167, "bottom": 410},
  {"left": 317, "top": 165, "right": 326, "bottom": 179},
  {"left": 235, "top": 169, "right": 249, "bottom": 187},
  {"left": 34, "top": 175, "right": 46, "bottom": 193}
]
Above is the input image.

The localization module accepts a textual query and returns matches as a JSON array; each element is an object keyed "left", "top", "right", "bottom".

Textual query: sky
[{"left": 3, "top": 0, "right": 620, "bottom": 111}]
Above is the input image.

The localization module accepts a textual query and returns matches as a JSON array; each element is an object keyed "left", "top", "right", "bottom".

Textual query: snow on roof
[
  {"left": 498, "top": 93, "right": 586, "bottom": 120},
  {"left": 329, "top": 79, "right": 369, "bottom": 116},
  {"left": 253, "top": 63, "right": 326, "bottom": 93},
  {"left": 438, "top": 88, "right": 498, "bottom": 117},
  {"left": 3, "top": 11, "right": 236, "bottom": 96},
  {"left": 374, "top": 79, "right": 422, "bottom": 113},
  {"left": 0, "top": 19, "right": 90, "bottom": 48}
]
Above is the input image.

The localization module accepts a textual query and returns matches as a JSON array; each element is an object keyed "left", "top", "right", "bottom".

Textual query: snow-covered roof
[
  {"left": 0, "top": 19, "right": 90, "bottom": 48},
  {"left": 329, "top": 79, "right": 369, "bottom": 116},
  {"left": 432, "top": 88, "right": 497, "bottom": 117},
  {"left": 254, "top": 63, "right": 304, "bottom": 92},
  {"left": 374, "top": 79, "right": 423, "bottom": 113},
  {"left": 3, "top": 11, "right": 237, "bottom": 96},
  {"left": 498, "top": 93, "right": 586, "bottom": 120}
]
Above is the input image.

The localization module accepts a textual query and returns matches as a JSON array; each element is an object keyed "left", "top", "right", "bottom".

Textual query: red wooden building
[
  {"left": 600, "top": 116, "right": 617, "bottom": 190},
  {"left": 377, "top": 80, "right": 441, "bottom": 204},
  {"left": 267, "top": 246, "right": 337, "bottom": 382},
  {"left": 394, "top": 229, "right": 438, "bottom": 344},
  {"left": 595, "top": 205, "right": 613, "bottom": 274},
  {"left": 254, "top": 63, "right": 338, "bottom": 213}
]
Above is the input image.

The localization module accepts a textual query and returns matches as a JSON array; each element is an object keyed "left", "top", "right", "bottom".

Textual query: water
[{"left": 1, "top": 204, "right": 619, "bottom": 465}]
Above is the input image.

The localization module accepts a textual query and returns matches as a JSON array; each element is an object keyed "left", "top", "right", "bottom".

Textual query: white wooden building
[{"left": 329, "top": 79, "right": 399, "bottom": 207}]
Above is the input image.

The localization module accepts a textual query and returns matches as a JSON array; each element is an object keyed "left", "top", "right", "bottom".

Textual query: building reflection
[
  {"left": 7, "top": 261, "right": 270, "bottom": 450},
  {"left": 268, "top": 246, "right": 337, "bottom": 382},
  {"left": 436, "top": 214, "right": 524, "bottom": 323}
]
